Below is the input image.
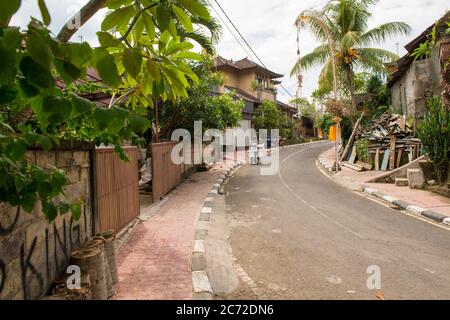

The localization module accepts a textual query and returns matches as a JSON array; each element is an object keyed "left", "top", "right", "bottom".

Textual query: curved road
[{"left": 225, "top": 143, "right": 450, "bottom": 300}]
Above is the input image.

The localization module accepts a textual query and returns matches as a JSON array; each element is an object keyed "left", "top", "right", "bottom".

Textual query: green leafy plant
[
  {"left": 250, "top": 80, "right": 263, "bottom": 91},
  {"left": 160, "top": 57, "right": 244, "bottom": 137},
  {"left": 417, "top": 97, "right": 450, "bottom": 184},
  {"left": 356, "top": 139, "right": 371, "bottom": 164},
  {"left": 291, "top": 0, "right": 410, "bottom": 121},
  {"left": 253, "top": 100, "right": 283, "bottom": 132},
  {"left": 411, "top": 25, "right": 437, "bottom": 61},
  {"left": 315, "top": 113, "right": 334, "bottom": 135},
  {"left": 0, "top": 0, "right": 214, "bottom": 222}
]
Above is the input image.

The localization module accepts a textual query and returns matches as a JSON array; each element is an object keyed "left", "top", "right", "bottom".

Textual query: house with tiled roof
[
  {"left": 387, "top": 11, "right": 450, "bottom": 124},
  {"left": 213, "top": 56, "right": 298, "bottom": 123}
]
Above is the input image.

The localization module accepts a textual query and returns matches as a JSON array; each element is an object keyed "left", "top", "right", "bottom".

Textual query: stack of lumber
[{"left": 341, "top": 114, "right": 422, "bottom": 171}]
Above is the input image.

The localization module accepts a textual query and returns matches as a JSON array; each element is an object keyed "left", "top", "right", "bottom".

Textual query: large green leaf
[
  {"left": 28, "top": 31, "right": 53, "bottom": 68},
  {"left": 102, "top": 6, "right": 133, "bottom": 31},
  {"left": 128, "top": 114, "right": 150, "bottom": 133},
  {"left": 54, "top": 58, "right": 80, "bottom": 84},
  {"left": 94, "top": 107, "right": 116, "bottom": 130},
  {"left": 0, "top": 42, "right": 18, "bottom": 84},
  {"left": 20, "top": 56, "right": 53, "bottom": 88},
  {"left": 71, "top": 93, "right": 95, "bottom": 116},
  {"left": 70, "top": 202, "right": 82, "bottom": 221},
  {"left": 0, "top": 0, "right": 21, "bottom": 26},
  {"left": 123, "top": 48, "right": 142, "bottom": 79},
  {"left": 172, "top": 51, "right": 202, "bottom": 61},
  {"left": 42, "top": 96, "right": 72, "bottom": 125},
  {"left": 147, "top": 59, "right": 161, "bottom": 81},
  {"left": 96, "top": 53, "right": 122, "bottom": 88},
  {"left": 178, "top": 0, "right": 210, "bottom": 20},
  {"left": 97, "top": 32, "right": 121, "bottom": 47},
  {"left": 172, "top": 5, "right": 193, "bottom": 32},
  {"left": 68, "top": 42, "right": 92, "bottom": 68},
  {"left": 38, "top": 0, "right": 51, "bottom": 26},
  {"left": 166, "top": 42, "right": 194, "bottom": 56},
  {"left": 3, "top": 27, "right": 21, "bottom": 48},
  {"left": 142, "top": 12, "right": 156, "bottom": 40},
  {"left": 19, "top": 79, "right": 40, "bottom": 97},
  {"left": 20, "top": 193, "right": 36, "bottom": 213},
  {"left": 156, "top": 5, "right": 171, "bottom": 30},
  {"left": 0, "top": 84, "right": 18, "bottom": 105},
  {"left": 42, "top": 201, "right": 58, "bottom": 221}
]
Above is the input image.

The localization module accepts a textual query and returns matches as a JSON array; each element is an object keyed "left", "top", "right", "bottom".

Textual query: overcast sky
[{"left": 12, "top": 0, "right": 450, "bottom": 103}]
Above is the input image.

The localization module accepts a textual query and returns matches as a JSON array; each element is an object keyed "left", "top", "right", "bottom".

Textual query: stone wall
[
  {"left": 391, "top": 47, "right": 442, "bottom": 120},
  {"left": 0, "top": 148, "right": 93, "bottom": 300}
]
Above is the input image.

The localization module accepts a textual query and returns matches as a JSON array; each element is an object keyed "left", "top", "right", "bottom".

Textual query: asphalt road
[{"left": 225, "top": 143, "right": 450, "bottom": 300}]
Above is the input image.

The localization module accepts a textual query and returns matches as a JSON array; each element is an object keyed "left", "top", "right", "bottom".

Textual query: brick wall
[{"left": 0, "top": 149, "right": 93, "bottom": 300}]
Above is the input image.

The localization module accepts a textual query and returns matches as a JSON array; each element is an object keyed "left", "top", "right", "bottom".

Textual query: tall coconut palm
[{"left": 291, "top": 0, "right": 411, "bottom": 121}]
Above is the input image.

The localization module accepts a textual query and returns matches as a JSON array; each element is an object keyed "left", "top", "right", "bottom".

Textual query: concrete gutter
[{"left": 317, "top": 151, "right": 450, "bottom": 227}]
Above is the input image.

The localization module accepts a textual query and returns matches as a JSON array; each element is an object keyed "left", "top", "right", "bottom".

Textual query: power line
[
  {"left": 211, "top": 0, "right": 295, "bottom": 100},
  {"left": 207, "top": 1, "right": 253, "bottom": 59}
]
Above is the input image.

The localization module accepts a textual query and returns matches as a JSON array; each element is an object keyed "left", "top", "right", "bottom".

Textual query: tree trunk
[
  {"left": 57, "top": 0, "right": 106, "bottom": 42},
  {"left": 344, "top": 66, "right": 358, "bottom": 124}
]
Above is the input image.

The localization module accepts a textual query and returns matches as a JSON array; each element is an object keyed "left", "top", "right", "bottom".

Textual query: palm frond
[
  {"left": 357, "top": 48, "right": 397, "bottom": 75},
  {"left": 291, "top": 44, "right": 329, "bottom": 76},
  {"left": 360, "top": 22, "right": 411, "bottom": 46}
]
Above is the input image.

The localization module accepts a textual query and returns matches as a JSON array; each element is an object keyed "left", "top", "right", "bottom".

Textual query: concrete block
[
  {"left": 194, "top": 240, "right": 205, "bottom": 253},
  {"left": 421, "top": 210, "right": 447, "bottom": 223},
  {"left": 382, "top": 196, "right": 397, "bottom": 203},
  {"left": 192, "top": 271, "right": 213, "bottom": 294},
  {"left": 199, "top": 213, "right": 211, "bottom": 222},
  {"left": 407, "top": 169, "right": 425, "bottom": 189},
  {"left": 395, "top": 178, "right": 409, "bottom": 187},
  {"left": 191, "top": 253, "right": 207, "bottom": 271},
  {"left": 406, "top": 206, "right": 426, "bottom": 215},
  {"left": 392, "top": 200, "right": 411, "bottom": 209},
  {"left": 201, "top": 207, "right": 212, "bottom": 214},
  {"left": 195, "top": 229, "right": 208, "bottom": 240}
]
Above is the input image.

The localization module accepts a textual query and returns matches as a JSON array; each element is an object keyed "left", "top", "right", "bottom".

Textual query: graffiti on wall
[{"left": 0, "top": 203, "right": 91, "bottom": 300}]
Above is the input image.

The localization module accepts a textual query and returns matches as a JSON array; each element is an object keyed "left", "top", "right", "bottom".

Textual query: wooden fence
[
  {"left": 152, "top": 142, "right": 182, "bottom": 202},
  {"left": 93, "top": 147, "right": 140, "bottom": 233}
]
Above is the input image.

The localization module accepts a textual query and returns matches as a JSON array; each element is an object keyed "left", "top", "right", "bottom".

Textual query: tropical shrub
[{"left": 417, "top": 97, "right": 450, "bottom": 184}]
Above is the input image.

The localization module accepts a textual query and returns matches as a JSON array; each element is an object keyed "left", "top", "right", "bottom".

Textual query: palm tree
[{"left": 291, "top": 0, "right": 411, "bottom": 121}]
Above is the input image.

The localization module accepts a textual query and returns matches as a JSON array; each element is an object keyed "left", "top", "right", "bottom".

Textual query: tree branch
[{"left": 57, "top": 0, "right": 107, "bottom": 43}]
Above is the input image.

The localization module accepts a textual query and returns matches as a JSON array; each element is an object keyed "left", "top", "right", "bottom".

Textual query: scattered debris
[
  {"left": 375, "top": 291, "right": 385, "bottom": 300},
  {"left": 341, "top": 114, "right": 422, "bottom": 171}
]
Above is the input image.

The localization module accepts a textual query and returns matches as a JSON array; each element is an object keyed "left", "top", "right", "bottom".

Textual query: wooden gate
[
  {"left": 152, "top": 142, "right": 182, "bottom": 202},
  {"left": 93, "top": 147, "right": 140, "bottom": 233}
]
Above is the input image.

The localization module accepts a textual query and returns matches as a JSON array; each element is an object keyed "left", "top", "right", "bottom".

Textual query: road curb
[
  {"left": 316, "top": 150, "right": 450, "bottom": 227},
  {"left": 191, "top": 161, "right": 242, "bottom": 300}
]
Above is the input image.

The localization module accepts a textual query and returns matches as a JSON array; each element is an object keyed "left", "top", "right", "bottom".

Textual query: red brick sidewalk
[
  {"left": 114, "top": 162, "right": 233, "bottom": 300},
  {"left": 321, "top": 148, "right": 450, "bottom": 216}
]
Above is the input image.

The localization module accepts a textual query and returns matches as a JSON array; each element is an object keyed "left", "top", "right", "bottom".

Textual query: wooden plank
[
  {"left": 389, "top": 135, "right": 396, "bottom": 170},
  {"left": 381, "top": 149, "right": 390, "bottom": 171},
  {"left": 348, "top": 146, "right": 357, "bottom": 164},
  {"left": 342, "top": 161, "right": 365, "bottom": 172},
  {"left": 396, "top": 150, "right": 403, "bottom": 168},
  {"left": 374, "top": 148, "right": 380, "bottom": 171},
  {"left": 340, "top": 113, "right": 364, "bottom": 162},
  {"left": 356, "top": 161, "right": 373, "bottom": 171}
]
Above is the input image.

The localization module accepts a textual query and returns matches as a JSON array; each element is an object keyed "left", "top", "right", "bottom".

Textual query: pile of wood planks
[{"left": 340, "top": 114, "right": 422, "bottom": 172}]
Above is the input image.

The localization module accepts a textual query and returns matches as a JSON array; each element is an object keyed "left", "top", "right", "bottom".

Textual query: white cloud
[{"left": 11, "top": 0, "right": 450, "bottom": 102}]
